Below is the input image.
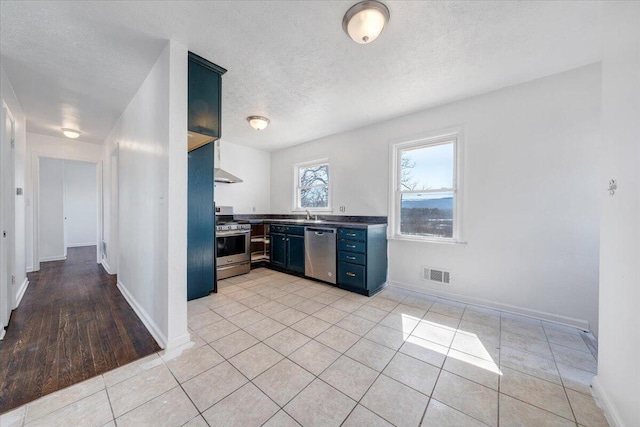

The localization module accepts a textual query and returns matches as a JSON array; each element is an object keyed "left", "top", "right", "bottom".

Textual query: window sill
[{"left": 388, "top": 235, "right": 467, "bottom": 245}]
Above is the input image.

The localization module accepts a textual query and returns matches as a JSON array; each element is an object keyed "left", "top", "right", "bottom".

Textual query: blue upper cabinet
[{"left": 188, "top": 52, "right": 227, "bottom": 145}]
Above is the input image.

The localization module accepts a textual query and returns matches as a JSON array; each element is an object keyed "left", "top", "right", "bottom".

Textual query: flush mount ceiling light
[
  {"left": 61, "top": 128, "right": 81, "bottom": 139},
  {"left": 342, "top": 0, "right": 390, "bottom": 44},
  {"left": 247, "top": 116, "right": 270, "bottom": 131}
]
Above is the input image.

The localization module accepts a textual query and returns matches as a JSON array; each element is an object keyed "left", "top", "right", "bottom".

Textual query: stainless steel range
[{"left": 216, "top": 206, "right": 251, "bottom": 280}]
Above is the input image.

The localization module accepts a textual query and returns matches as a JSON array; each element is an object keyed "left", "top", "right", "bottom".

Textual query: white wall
[
  {"left": 214, "top": 140, "right": 271, "bottom": 214},
  {"left": 103, "top": 40, "right": 189, "bottom": 350},
  {"left": 272, "top": 64, "right": 601, "bottom": 332},
  {"left": 64, "top": 161, "right": 97, "bottom": 247},
  {"left": 1, "top": 65, "right": 27, "bottom": 311},
  {"left": 25, "top": 133, "right": 104, "bottom": 271},
  {"left": 38, "top": 158, "right": 65, "bottom": 261},
  {"left": 592, "top": 2, "right": 640, "bottom": 426}
]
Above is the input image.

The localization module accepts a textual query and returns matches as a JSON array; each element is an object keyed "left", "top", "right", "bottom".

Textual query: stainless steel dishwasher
[{"left": 304, "top": 227, "right": 337, "bottom": 285}]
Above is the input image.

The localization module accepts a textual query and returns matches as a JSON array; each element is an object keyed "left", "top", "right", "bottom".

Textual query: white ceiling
[{"left": 1, "top": 1, "right": 602, "bottom": 150}]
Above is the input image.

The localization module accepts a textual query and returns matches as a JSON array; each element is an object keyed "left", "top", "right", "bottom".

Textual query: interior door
[{"left": 1, "top": 107, "right": 15, "bottom": 330}]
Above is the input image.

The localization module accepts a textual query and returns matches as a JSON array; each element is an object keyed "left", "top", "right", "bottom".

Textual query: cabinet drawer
[
  {"left": 271, "top": 225, "right": 287, "bottom": 234},
  {"left": 338, "top": 262, "right": 366, "bottom": 289},
  {"left": 286, "top": 225, "right": 305, "bottom": 236},
  {"left": 270, "top": 224, "right": 305, "bottom": 235},
  {"left": 339, "top": 228, "right": 366, "bottom": 241},
  {"left": 338, "top": 251, "right": 365, "bottom": 265},
  {"left": 338, "top": 240, "right": 365, "bottom": 253}
]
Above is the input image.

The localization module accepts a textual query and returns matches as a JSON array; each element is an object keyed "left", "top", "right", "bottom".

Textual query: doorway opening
[{"left": 32, "top": 154, "right": 103, "bottom": 272}]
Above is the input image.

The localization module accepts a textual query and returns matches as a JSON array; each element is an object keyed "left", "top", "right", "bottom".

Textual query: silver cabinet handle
[
  {"left": 347, "top": 233, "right": 356, "bottom": 237},
  {"left": 347, "top": 244, "right": 356, "bottom": 248},
  {"left": 346, "top": 256, "right": 356, "bottom": 260},
  {"left": 346, "top": 272, "right": 356, "bottom": 277}
]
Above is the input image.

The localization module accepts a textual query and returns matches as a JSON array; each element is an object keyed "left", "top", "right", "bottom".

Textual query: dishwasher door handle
[{"left": 306, "top": 227, "right": 336, "bottom": 234}]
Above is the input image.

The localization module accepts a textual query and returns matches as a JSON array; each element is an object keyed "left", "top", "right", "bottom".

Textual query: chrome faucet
[{"left": 305, "top": 209, "right": 312, "bottom": 220}]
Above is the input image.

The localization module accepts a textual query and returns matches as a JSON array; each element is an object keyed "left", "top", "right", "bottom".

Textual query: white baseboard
[
  {"left": 388, "top": 280, "right": 591, "bottom": 331},
  {"left": 67, "top": 242, "right": 97, "bottom": 248},
  {"left": 592, "top": 376, "right": 624, "bottom": 427},
  {"left": 15, "top": 278, "right": 29, "bottom": 308},
  {"left": 116, "top": 279, "right": 167, "bottom": 349},
  {"left": 165, "top": 332, "right": 192, "bottom": 351},
  {"left": 39, "top": 255, "right": 66, "bottom": 262},
  {"left": 101, "top": 259, "right": 113, "bottom": 275},
  {"left": 26, "top": 267, "right": 33, "bottom": 273}
]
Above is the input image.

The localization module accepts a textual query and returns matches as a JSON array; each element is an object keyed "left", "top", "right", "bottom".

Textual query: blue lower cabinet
[
  {"left": 270, "top": 227, "right": 305, "bottom": 274},
  {"left": 288, "top": 235, "right": 305, "bottom": 273},
  {"left": 338, "top": 262, "right": 366, "bottom": 289},
  {"left": 337, "top": 226, "right": 387, "bottom": 296},
  {"left": 270, "top": 232, "right": 287, "bottom": 268},
  {"left": 338, "top": 251, "right": 365, "bottom": 265}
]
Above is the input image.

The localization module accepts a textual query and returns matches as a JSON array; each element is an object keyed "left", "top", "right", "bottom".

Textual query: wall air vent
[{"left": 422, "top": 266, "right": 451, "bottom": 285}]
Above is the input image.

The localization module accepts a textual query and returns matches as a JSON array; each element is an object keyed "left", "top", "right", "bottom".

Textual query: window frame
[
  {"left": 389, "top": 128, "right": 464, "bottom": 243},
  {"left": 292, "top": 158, "right": 332, "bottom": 212}
]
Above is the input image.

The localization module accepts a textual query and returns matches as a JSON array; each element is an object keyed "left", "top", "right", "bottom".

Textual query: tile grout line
[
  {"left": 542, "top": 323, "right": 581, "bottom": 427},
  {"left": 498, "top": 320, "right": 583, "bottom": 425},
  {"left": 193, "top": 274, "right": 596, "bottom": 426}
]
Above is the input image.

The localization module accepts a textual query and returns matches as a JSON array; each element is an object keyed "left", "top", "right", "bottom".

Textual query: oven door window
[{"left": 217, "top": 234, "right": 247, "bottom": 258}]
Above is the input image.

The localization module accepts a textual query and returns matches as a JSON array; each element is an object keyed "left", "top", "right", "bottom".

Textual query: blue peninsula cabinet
[{"left": 337, "top": 225, "right": 387, "bottom": 296}]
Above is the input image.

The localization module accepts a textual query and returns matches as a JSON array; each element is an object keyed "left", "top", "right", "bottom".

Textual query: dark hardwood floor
[{"left": 0, "top": 246, "right": 160, "bottom": 414}]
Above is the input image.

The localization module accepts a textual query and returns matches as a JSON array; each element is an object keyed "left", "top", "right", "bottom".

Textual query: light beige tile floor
[{"left": 1, "top": 268, "right": 609, "bottom": 427}]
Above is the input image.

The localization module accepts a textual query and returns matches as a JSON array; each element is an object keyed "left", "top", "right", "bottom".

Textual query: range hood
[{"left": 214, "top": 140, "right": 243, "bottom": 183}]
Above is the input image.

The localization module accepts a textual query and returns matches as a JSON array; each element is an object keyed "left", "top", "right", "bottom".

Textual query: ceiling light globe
[
  {"left": 62, "top": 128, "right": 81, "bottom": 139},
  {"left": 247, "top": 116, "right": 270, "bottom": 131},
  {"left": 343, "top": 1, "right": 390, "bottom": 44}
]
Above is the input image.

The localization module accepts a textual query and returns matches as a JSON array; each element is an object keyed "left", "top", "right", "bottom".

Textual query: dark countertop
[{"left": 235, "top": 214, "right": 387, "bottom": 229}]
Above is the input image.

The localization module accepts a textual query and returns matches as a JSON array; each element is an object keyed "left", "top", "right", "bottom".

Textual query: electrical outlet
[
  {"left": 252, "top": 207, "right": 256, "bottom": 212},
  {"left": 339, "top": 206, "right": 346, "bottom": 212}
]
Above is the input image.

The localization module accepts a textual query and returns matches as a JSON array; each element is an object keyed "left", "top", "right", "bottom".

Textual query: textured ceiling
[{"left": 0, "top": 1, "right": 602, "bottom": 150}]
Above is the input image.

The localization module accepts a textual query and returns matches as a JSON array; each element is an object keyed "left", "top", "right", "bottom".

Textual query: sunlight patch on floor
[{"left": 401, "top": 313, "right": 502, "bottom": 375}]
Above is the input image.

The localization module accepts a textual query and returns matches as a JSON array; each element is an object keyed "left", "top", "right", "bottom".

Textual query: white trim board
[
  {"left": 101, "top": 259, "right": 112, "bottom": 275},
  {"left": 165, "top": 331, "right": 191, "bottom": 351},
  {"left": 15, "top": 278, "right": 28, "bottom": 308},
  {"left": 591, "top": 376, "right": 624, "bottom": 427},
  {"left": 116, "top": 279, "right": 166, "bottom": 349},
  {"left": 67, "top": 242, "right": 97, "bottom": 248},
  {"left": 38, "top": 255, "right": 66, "bottom": 262},
  {"left": 388, "top": 279, "right": 591, "bottom": 332}
]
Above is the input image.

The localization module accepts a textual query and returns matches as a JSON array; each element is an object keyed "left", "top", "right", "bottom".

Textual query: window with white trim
[
  {"left": 392, "top": 132, "right": 461, "bottom": 241},
  {"left": 294, "top": 159, "right": 331, "bottom": 210}
]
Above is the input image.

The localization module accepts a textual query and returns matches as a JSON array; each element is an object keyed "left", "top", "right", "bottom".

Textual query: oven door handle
[
  {"left": 217, "top": 263, "right": 248, "bottom": 271},
  {"left": 216, "top": 230, "right": 251, "bottom": 237}
]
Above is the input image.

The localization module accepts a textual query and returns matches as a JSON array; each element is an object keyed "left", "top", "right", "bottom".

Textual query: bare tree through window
[{"left": 298, "top": 163, "right": 329, "bottom": 208}]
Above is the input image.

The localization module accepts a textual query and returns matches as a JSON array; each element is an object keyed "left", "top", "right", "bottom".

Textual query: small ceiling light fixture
[
  {"left": 247, "top": 116, "right": 270, "bottom": 131},
  {"left": 342, "top": 0, "right": 390, "bottom": 44},
  {"left": 62, "top": 128, "right": 81, "bottom": 139}
]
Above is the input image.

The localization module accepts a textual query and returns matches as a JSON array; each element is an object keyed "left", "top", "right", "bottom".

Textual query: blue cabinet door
[
  {"left": 187, "top": 143, "right": 214, "bottom": 300},
  {"left": 271, "top": 232, "right": 287, "bottom": 268},
  {"left": 287, "top": 234, "right": 305, "bottom": 273},
  {"left": 188, "top": 53, "right": 226, "bottom": 140}
]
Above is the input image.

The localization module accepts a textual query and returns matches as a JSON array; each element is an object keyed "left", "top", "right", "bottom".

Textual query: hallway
[{"left": 0, "top": 246, "right": 160, "bottom": 414}]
